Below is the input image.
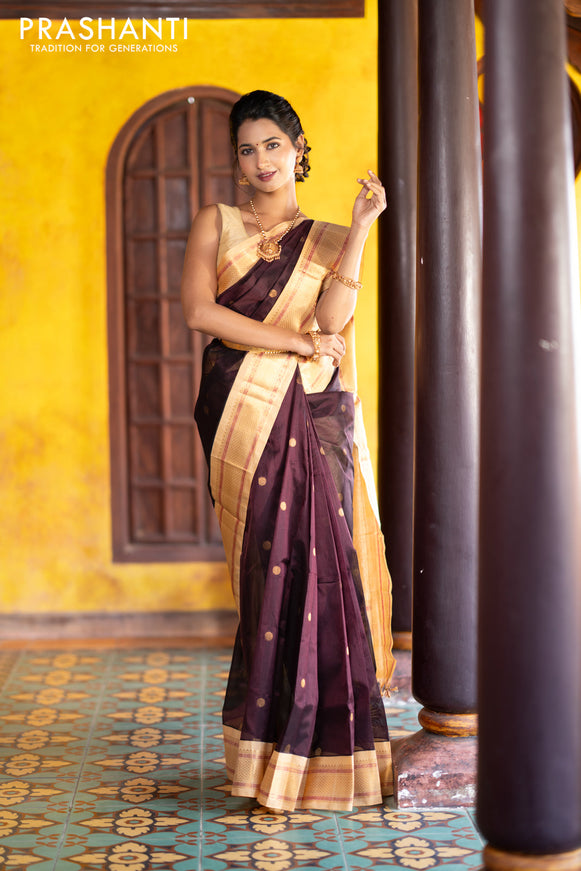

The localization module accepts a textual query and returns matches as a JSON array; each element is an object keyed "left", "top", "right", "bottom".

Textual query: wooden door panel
[
  {"left": 165, "top": 178, "right": 190, "bottom": 231},
  {"left": 131, "top": 425, "right": 162, "bottom": 479},
  {"left": 129, "top": 363, "right": 161, "bottom": 417},
  {"left": 169, "top": 364, "right": 194, "bottom": 417},
  {"left": 163, "top": 112, "right": 189, "bottom": 170},
  {"left": 167, "top": 239, "right": 188, "bottom": 293},
  {"left": 127, "top": 178, "right": 157, "bottom": 232},
  {"left": 127, "top": 300, "right": 161, "bottom": 355},
  {"left": 168, "top": 301, "right": 190, "bottom": 355},
  {"left": 108, "top": 87, "right": 242, "bottom": 561},
  {"left": 128, "top": 240, "right": 158, "bottom": 295},
  {"left": 169, "top": 489, "right": 196, "bottom": 537},
  {"left": 170, "top": 427, "right": 194, "bottom": 479},
  {"left": 132, "top": 488, "right": 164, "bottom": 539},
  {"left": 128, "top": 128, "right": 156, "bottom": 171}
]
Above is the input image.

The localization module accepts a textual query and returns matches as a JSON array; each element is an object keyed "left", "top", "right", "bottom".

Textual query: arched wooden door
[{"left": 106, "top": 86, "right": 244, "bottom": 562}]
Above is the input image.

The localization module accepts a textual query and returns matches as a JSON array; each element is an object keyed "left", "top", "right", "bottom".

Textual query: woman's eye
[
  {"left": 240, "top": 148, "right": 253, "bottom": 156},
  {"left": 267, "top": 142, "right": 280, "bottom": 150}
]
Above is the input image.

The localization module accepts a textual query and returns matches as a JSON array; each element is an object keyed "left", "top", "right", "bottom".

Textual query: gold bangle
[
  {"left": 327, "top": 269, "right": 362, "bottom": 291},
  {"left": 307, "top": 329, "right": 321, "bottom": 362}
]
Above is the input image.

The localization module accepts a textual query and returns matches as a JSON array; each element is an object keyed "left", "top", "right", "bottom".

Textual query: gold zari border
[{"left": 224, "top": 725, "right": 393, "bottom": 812}]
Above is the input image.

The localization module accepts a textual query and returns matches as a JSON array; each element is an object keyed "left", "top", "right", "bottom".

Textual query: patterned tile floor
[{"left": 0, "top": 641, "right": 485, "bottom": 870}]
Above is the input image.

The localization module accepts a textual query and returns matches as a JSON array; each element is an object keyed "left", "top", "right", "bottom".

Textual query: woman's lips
[{"left": 257, "top": 171, "right": 276, "bottom": 181}]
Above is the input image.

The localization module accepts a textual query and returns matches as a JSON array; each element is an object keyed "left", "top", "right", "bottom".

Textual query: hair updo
[{"left": 229, "top": 90, "right": 311, "bottom": 182}]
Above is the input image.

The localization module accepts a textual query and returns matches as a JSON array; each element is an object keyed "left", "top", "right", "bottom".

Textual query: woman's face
[{"left": 236, "top": 117, "right": 303, "bottom": 193}]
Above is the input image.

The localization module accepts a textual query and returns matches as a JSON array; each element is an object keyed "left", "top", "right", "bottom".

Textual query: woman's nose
[{"left": 256, "top": 149, "right": 270, "bottom": 168}]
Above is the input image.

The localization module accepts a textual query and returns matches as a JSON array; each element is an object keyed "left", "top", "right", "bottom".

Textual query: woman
[{"left": 181, "top": 90, "right": 394, "bottom": 812}]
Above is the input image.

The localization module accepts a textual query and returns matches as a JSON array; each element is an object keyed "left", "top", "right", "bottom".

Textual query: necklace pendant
[{"left": 257, "top": 238, "right": 282, "bottom": 262}]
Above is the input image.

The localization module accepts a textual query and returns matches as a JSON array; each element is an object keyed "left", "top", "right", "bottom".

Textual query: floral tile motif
[
  {"left": 0, "top": 779, "right": 66, "bottom": 807},
  {"left": 0, "top": 706, "right": 86, "bottom": 727},
  {"left": 109, "top": 686, "right": 194, "bottom": 705},
  {"left": 0, "top": 843, "right": 45, "bottom": 866},
  {"left": 76, "top": 806, "right": 193, "bottom": 838},
  {"left": 102, "top": 706, "right": 193, "bottom": 727},
  {"left": 97, "top": 727, "right": 192, "bottom": 749},
  {"left": 66, "top": 841, "right": 194, "bottom": 868},
  {"left": 26, "top": 654, "right": 105, "bottom": 670},
  {"left": 0, "top": 728, "right": 81, "bottom": 752},
  {"left": 212, "top": 806, "right": 328, "bottom": 834},
  {"left": 345, "top": 808, "right": 463, "bottom": 832},
  {"left": 118, "top": 652, "right": 196, "bottom": 668},
  {"left": 114, "top": 665, "right": 194, "bottom": 685},
  {"left": 7, "top": 688, "right": 93, "bottom": 706},
  {"left": 353, "top": 835, "right": 475, "bottom": 869},
  {"left": 91, "top": 750, "right": 193, "bottom": 774},
  {"left": 19, "top": 669, "right": 98, "bottom": 687},
  {"left": 84, "top": 776, "right": 194, "bottom": 805},
  {"left": 0, "top": 752, "right": 74, "bottom": 777},
  {"left": 0, "top": 807, "right": 55, "bottom": 836},
  {"left": 207, "top": 836, "right": 334, "bottom": 870}
]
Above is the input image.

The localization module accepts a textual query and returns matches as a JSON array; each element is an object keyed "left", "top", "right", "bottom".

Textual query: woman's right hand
[{"left": 311, "top": 332, "right": 346, "bottom": 367}]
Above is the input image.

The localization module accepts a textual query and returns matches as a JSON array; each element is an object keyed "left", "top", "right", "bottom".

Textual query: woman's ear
[{"left": 295, "top": 133, "right": 305, "bottom": 159}]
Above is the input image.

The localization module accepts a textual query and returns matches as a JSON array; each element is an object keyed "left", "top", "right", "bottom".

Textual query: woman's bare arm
[{"left": 316, "top": 171, "right": 387, "bottom": 334}]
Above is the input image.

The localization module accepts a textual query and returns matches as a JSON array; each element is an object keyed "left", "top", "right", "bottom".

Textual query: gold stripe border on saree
[{"left": 224, "top": 725, "right": 393, "bottom": 812}]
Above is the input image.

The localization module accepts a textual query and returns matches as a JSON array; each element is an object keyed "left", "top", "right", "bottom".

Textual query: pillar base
[
  {"left": 391, "top": 713, "right": 477, "bottom": 808},
  {"left": 483, "top": 845, "right": 581, "bottom": 871},
  {"left": 418, "top": 708, "right": 478, "bottom": 737}
]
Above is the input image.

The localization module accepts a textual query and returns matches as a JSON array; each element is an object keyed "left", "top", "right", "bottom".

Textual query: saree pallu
[{"left": 195, "top": 206, "right": 395, "bottom": 811}]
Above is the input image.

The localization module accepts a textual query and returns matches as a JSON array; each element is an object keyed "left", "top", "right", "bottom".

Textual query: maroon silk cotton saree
[{"left": 195, "top": 205, "right": 394, "bottom": 811}]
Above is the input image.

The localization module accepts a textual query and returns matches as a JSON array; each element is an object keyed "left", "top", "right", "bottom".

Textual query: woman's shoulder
[
  {"left": 215, "top": 203, "right": 241, "bottom": 216},
  {"left": 192, "top": 203, "right": 221, "bottom": 227},
  {"left": 192, "top": 202, "right": 242, "bottom": 222},
  {"left": 191, "top": 203, "right": 245, "bottom": 241}
]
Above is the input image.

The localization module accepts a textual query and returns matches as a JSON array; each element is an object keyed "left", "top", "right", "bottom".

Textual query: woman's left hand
[{"left": 352, "top": 170, "right": 387, "bottom": 231}]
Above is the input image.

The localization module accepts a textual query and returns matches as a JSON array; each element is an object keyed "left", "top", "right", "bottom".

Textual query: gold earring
[
  {"left": 295, "top": 161, "right": 304, "bottom": 177},
  {"left": 239, "top": 174, "right": 250, "bottom": 186}
]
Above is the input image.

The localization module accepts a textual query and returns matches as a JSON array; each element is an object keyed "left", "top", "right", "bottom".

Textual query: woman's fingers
[
  {"left": 317, "top": 333, "right": 346, "bottom": 366},
  {"left": 331, "top": 335, "right": 346, "bottom": 366},
  {"left": 357, "top": 170, "right": 387, "bottom": 203}
]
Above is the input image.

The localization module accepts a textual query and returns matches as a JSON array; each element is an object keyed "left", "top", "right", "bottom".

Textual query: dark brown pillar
[
  {"left": 478, "top": 1, "right": 581, "bottom": 867},
  {"left": 377, "top": 0, "right": 417, "bottom": 652},
  {"left": 391, "top": 0, "right": 481, "bottom": 807}
]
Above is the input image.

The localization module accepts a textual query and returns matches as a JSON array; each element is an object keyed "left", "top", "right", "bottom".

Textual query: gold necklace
[{"left": 249, "top": 199, "right": 301, "bottom": 262}]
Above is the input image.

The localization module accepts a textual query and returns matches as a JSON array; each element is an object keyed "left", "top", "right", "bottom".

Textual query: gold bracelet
[
  {"left": 307, "top": 329, "right": 321, "bottom": 362},
  {"left": 327, "top": 269, "right": 362, "bottom": 291}
]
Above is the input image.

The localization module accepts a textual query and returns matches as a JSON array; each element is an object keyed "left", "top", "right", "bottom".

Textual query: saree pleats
[
  {"left": 196, "top": 209, "right": 394, "bottom": 811},
  {"left": 222, "top": 372, "right": 391, "bottom": 810}
]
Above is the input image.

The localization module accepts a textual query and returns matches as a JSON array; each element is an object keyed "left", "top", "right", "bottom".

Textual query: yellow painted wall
[
  {"left": 2, "top": 11, "right": 579, "bottom": 618},
  {"left": 0, "top": 10, "right": 381, "bottom": 614}
]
